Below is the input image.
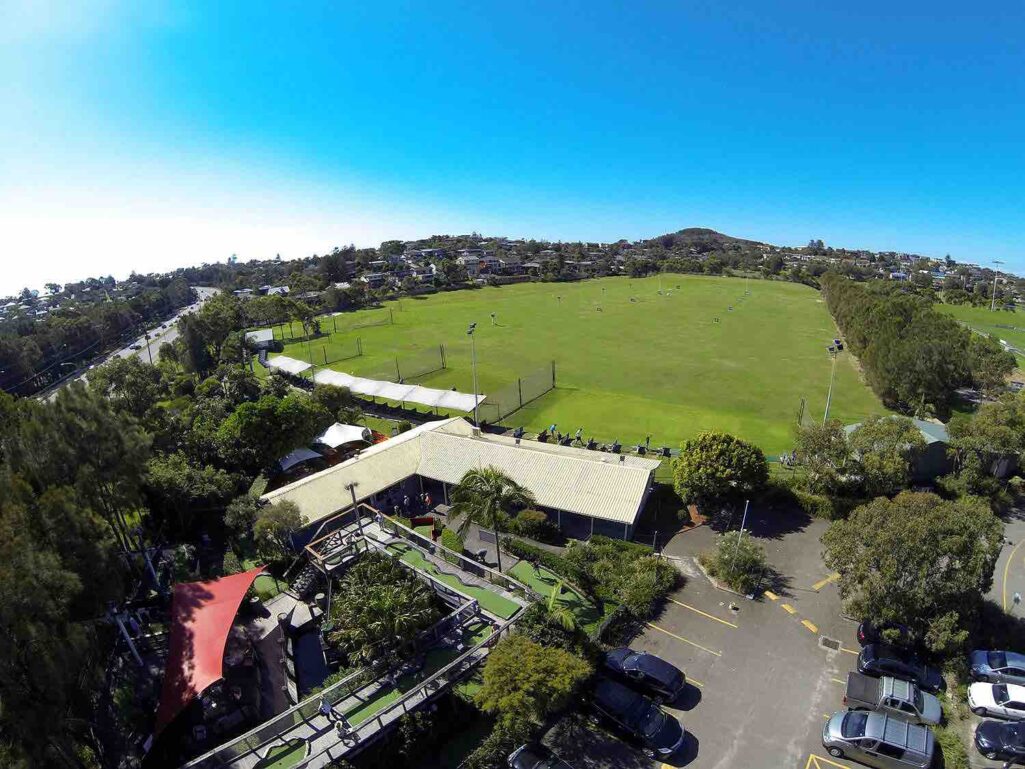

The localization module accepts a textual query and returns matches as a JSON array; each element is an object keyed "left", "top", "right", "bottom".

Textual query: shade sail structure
[
  {"left": 277, "top": 447, "right": 323, "bottom": 473},
  {"left": 266, "top": 356, "right": 312, "bottom": 375},
  {"left": 316, "top": 422, "right": 372, "bottom": 448},
  {"left": 311, "top": 369, "right": 480, "bottom": 413},
  {"left": 155, "top": 566, "right": 266, "bottom": 733}
]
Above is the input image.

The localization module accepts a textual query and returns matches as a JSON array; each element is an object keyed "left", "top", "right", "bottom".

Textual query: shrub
[
  {"left": 440, "top": 526, "right": 464, "bottom": 563},
  {"left": 509, "top": 509, "right": 559, "bottom": 543},
  {"left": 462, "top": 721, "right": 531, "bottom": 769},
  {"left": 222, "top": 550, "right": 243, "bottom": 575},
  {"left": 397, "top": 420, "right": 412, "bottom": 433},
  {"left": 699, "top": 533, "right": 768, "bottom": 594}
]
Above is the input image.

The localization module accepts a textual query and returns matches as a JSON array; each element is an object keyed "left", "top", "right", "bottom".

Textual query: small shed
[{"left": 844, "top": 417, "right": 952, "bottom": 482}]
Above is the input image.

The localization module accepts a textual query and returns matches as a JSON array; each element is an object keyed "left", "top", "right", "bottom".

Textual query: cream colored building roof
[{"left": 262, "top": 418, "right": 659, "bottom": 526}]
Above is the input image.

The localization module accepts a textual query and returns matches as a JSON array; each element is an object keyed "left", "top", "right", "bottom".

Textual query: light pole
[
  {"left": 467, "top": 322, "right": 479, "bottom": 428},
  {"left": 346, "top": 482, "right": 364, "bottom": 537},
  {"left": 991, "top": 260, "right": 1004, "bottom": 312},
  {"left": 823, "top": 339, "right": 844, "bottom": 425},
  {"left": 729, "top": 499, "right": 751, "bottom": 575}
]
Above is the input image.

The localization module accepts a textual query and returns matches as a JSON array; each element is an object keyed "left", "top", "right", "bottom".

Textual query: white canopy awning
[
  {"left": 277, "top": 447, "right": 323, "bottom": 473},
  {"left": 266, "top": 356, "right": 312, "bottom": 375},
  {"left": 311, "top": 368, "right": 480, "bottom": 413},
  {"left": 316, "top": 423, "right": 372, "bottom": 449}
]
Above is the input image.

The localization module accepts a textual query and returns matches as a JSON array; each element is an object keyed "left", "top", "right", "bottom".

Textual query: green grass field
[
  {"left": 268, "top": 276, "right": 885, "bottom": 453},
  {"left": 935, "top": 303, "right": 1025, "bottom": 365}
]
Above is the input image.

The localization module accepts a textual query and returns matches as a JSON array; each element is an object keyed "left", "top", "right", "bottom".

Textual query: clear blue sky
[{"left": 1, "top": 0, "right": 1023, "bottom": 293}]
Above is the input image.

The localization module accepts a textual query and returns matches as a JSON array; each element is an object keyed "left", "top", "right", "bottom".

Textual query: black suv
[
  {"left": 588, "top": 677, "right": 685, "bottom": 757},
  {"left": 857, "top": 644, "right": 943, "bottom": 693},
  {"left": 856, "top": 619, "right": 912, "bottom": 648},
  {"left": 508, "top": 743, "right": 574, "bottom": 769},
  {"left": 975, "top": 720, "right": 1025, "bottom": 763},
  {"left": 603, "top": 648, "right": 686, "bottom": 702}
]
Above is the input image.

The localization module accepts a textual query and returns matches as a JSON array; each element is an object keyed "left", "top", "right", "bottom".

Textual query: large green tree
[
  {"left": 823, "top": 491, "right": 1002, "bottom": 654},
  {"left": 216, "top": 392, "right": 332, "bottom": 474},
  {"left": 671, "top": 431, "right": 767, "bottom": 511},
  {"left": 475, "top": 635, "right": 590, "bottom": 731},
  {"left": 847, "top": 416, "right": 926, "bottom": 497},
  {"left": 451, "top": 467, "right": 536, "bottom": 572}
]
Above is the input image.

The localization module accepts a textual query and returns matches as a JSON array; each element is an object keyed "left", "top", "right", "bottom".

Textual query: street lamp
[
  {"left": 346, "top": 482, "right": 365, "bottom": 537},
  {"left": 823, "top": 339, "right": 844, "bottom": 424},
  {"left": 467, "top": 322, "right": 479, "bottom": 428}
]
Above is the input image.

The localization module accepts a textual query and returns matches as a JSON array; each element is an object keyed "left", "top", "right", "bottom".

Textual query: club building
[{"left": 262, "top": 417, "right": 660, "bottom": 540}]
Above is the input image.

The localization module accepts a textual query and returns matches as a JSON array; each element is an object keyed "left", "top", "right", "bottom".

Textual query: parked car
[
  {"left": 971, "top": 650, "right": 1025, "bottom": 685},
  {"left": 857, "top": 644, "right": 944, "bottom": 693},
  {"left": 822, "top": 710, "right": 934, "bottom": 768},
  {"left": 857, "top": 620, "right": 912, "bottom": 648},
  {"left": 508, "top": 743, "right": 574, "bottom": 769},
  {"left": 975, "top": 720, "right": 1025, "bottom": 763},
  {"left": 603, "top": 648, "right": 687, "bottom": 702},
  {"left": 969, "top": 682, "right": 1025, "bottom": 720},
  {"left": 129, "top": 343, "right": 141, "bottom": 350},
  {"left": 588, "top": 677, "right": 685, "bottom": 757},
  {"left": 843, "top": 672, "right": 942, "bottom": 726}
]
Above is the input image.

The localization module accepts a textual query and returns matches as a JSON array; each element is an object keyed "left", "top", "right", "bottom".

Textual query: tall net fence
[
  {"left": 477, "top": 362, "right": 556, "bottom": 423},
  {"left": 362, "top": 345, "right": 447, "bottom": 382},
  {"left": 325, "top": 307, "right": 393, "bottom": 334},
  {"left": 310, "top": 336, "right": 362, "bottom": 366}
]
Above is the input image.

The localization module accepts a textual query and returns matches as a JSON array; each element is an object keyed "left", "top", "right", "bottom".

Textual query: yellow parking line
[
  {"left": 645, "top": 622, "right": 722, "bottom": 657},
  {"left": 807, "top": 753, "right": 852, "bottom": 769},
  {"left": 812, "top": 572, "right": 840, "bottom": 591},
  {"left": 781, "top": 603, "right": 798, "bottom": 614},
  {"left": 668, "top": 598, "right": 738, "bottom": 628},
  {"left": 830, "top": 678, "right": 845, "bottom": 685},
  {"left": 764, "top": 590, "right": 779, "bottom": 600},
  {"left": 802, "top": 619, "right": 819, "bottom": 633},
  {"left": 840, "top": 647, "right": 859, "bottom": 656},
  {"left": 688, "top": 676, "right": 704, "bottom": 688},
  {"left": 1003, "top": 538, "right": 1025, "bottom": 611}
]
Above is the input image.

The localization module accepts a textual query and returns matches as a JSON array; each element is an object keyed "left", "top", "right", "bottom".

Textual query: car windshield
[
  {"left": 990, "top": 651, "right": 1008, "bottom": 669},
  {"left": 914, "top": 690, "right": 924, "bottom": 711},
  {"left": 995, "top": 684, "right": 1010, "bottom": 704},
  {"left": 638, "top": 704, "right": 666, "bottom": 738},
  {"left": 841, "top": 711, "right": 869, "bottom": 739}
]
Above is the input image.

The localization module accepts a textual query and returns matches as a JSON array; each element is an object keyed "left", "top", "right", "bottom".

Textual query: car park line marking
[
  {"left": 802, "top": 619, "right": 819, "bottom": 633},
  {"left": 764, "top": 590, "right": 779, "bottom": 600},
  {"left": 805, "top": 754, "right": 852, "bottom": 769},
  {"left": 781, "top": 603, "right": 798, "bottom": 614},
  {"left": 830, "top": 678, "right": 845, "bottom": 685},
  {"left": 687, "top": 676, "right": 704, "bottom": 688},
  {"left": 645, "top": 622, "right": 722, "bottom": 657},
  {"left": 839, "top": 647, "right": 859, "bottom": 656},
  {"left": 812, "top": 572, "right": 840, "bottom": 591},
  {"left": 668, "top": 598, "right": 738, "bottom": 628},
  {"left": 1003, "top": 538, "right": 1025, "bottom": 611}
]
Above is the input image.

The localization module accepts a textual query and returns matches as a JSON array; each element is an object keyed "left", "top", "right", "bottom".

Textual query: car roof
[
  {"left": 866, "top": 714, "right": 931, "bottom": 754},
  {"left": 629, "top": 652, "right": 678, "bottom": 680},
  {"left": 594, "top": 677, "right": 645, "bottom": 712},
  {"left": 888, "top": 677, "right": 914, "bottom": 701}
]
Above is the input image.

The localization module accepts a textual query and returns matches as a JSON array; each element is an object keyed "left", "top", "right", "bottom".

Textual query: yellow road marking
[
  {"left": 687, "top": 676, "right": 704, "bottom": 688},
  {"left": 831, "top": 678, "right": 845, "bottom": 685},
  {"left": 1003, "top": 537, "right": 1025, "bottom": 611},
  {"left": 668, "top": 598, "right": 738, "bottom": 628},
  {"left": 781, "top": 603, "right": 798, "bottom": 614},
  {"left": 812, "top": 572, "right": 840, "bottom": 591},
  {"left": 645, "top": 622, "right": 722, "bottom": 657},
  {"left": 802, "top": 619, "right": 819, "bottom": 633},
  {"left": 764, "top": 590, "right": 779, "bottom": 600},
  {"left": 840, "top": 647, "right": 859, "bottom": 656},
  {"left": 806, "top": 754, "right": 852, "bottom": 769}
]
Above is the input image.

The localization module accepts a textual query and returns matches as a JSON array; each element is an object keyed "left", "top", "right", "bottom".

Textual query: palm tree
[
  {"left": 450, "top": 466, "right": 536, "bottom": 572},
  {"left": 542, "top": 579, "right": 578, "bottom": 632}
]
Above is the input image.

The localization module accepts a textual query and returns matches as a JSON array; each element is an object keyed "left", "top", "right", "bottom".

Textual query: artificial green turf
[
  {"left": 254, "top": 740, "right": 307, "bottom": 769},
  {"left": 343, "top": 685, "right": 401, "bottom": 726},
  {"left": 507, "top": 561, "right": 606, "bottom": 636},
  {"left": 386, "top": 543, "right": 520, "bottom": 619},
  {"left": 935, "top": 303, "right": 1025, "bottom": 365},
  {"left": 268, "top": 275, "right": 884, "bottom": 453}
]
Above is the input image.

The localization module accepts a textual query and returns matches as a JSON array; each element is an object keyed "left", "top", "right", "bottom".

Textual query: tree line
[{"left": 820, "top": 272, "right": 1015, "bottom": 417}]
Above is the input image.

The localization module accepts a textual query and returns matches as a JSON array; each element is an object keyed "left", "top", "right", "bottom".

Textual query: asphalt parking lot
[{"left": 545, "top": 507, "right": 870, "bottom": 769}]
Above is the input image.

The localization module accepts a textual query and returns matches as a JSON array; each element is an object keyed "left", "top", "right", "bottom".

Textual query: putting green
[
  {"left": 269, "top": 276, "right": 884, "bottom": 453},
  {"left": 254, "top": 740, "right": 307, "bottom": 769},
  {"left": 386, "top": 542, "right": 520, "bottom": 619},
  {"left": 507, "top": 561, "right": 607, "bottom": 636}
]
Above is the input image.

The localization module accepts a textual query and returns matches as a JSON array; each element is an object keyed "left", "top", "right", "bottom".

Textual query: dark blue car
[
  {"left": 975, "top": 720, "right": 1025, "bottom": 763},
  {"left": 589, "top": 677, "right": 685, "bottom": 757},
  {"left": 604, "top": 647, "right": 687, "bottom": 702}
]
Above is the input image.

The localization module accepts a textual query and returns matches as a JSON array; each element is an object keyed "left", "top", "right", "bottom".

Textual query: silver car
[
  {"left": 823, "top": 710, "right": 934, "bottom": 769},
  {"left": 971, "top": 650, "right": 1025, "bottom": 685}
]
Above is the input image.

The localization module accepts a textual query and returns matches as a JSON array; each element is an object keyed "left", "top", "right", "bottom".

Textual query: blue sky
[{"left": 1, "top": 1, "right": 1023, "bottom": 293}]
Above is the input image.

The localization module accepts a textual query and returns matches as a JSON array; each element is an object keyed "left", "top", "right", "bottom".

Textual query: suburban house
[
  {"left": 843, "top": 417, "right": 953, "bottom": 482},
  {"left": 262, "top": 417, "right": 660, "bottom": 541}
]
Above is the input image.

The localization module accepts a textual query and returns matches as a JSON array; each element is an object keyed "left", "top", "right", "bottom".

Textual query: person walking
[
  {"left": 319, "top": 697, "right": 338, "bottom": 723},
  {"left": 424, "top": 492, "right": 432, "bottom": 510},
  {"left": 402, "top": 494, "right": 411, "bottom": 514}
]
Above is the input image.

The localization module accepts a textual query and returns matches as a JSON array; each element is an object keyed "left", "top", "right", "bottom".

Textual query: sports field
[
  {"left": 269, "top": 275, "right": 885, "bottom": 454},
  {"left": 935, "top": 303, "right": 1025, "bottom": 364}
]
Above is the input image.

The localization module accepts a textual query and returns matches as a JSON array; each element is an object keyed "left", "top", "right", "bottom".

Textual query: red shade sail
[{"left": 154, "top": 565, "right": 266, "bottom": 733}]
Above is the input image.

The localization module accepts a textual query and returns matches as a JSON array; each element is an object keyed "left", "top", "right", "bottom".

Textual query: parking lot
[{"left": 544, "top": 508, "right": 874, "bottom": 769}]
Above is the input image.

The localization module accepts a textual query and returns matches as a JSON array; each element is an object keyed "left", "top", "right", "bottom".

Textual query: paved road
[
  {"left": 43, "top": 286, "right": 217, "bottom": 399},
  {"left": 991, "top": 507, "right": 1025, "bottom": 617}
]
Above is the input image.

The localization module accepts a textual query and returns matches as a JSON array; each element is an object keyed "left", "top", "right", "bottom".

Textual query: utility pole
[
  {"left": 991, "top": 260, "right": 1004, "bottom": 312},
  {"left": 467, "top": 322, "right": 479, "bottom": 428},
  {"left": 347, "top": 482, "right": 364, "bottom": 537},
  {"left": 823, "top": 340, "right": 844, "bottom": 425},
  {"left": 729, "top": 499, "right": 751, "bottom": 574}
]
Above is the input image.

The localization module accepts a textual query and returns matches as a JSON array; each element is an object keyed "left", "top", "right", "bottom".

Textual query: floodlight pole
[
  {"left": 823, "top": 345, "right": 840, "bottom": 425},
  {"left": 991, "top": 261, "right": 1004, "bottom": 312},
  {"left": 468, "top": 323, "right": 479, "bottom": 428},
  {"left": 729, "top": 499, "right": 751, "bottom": 574}
]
